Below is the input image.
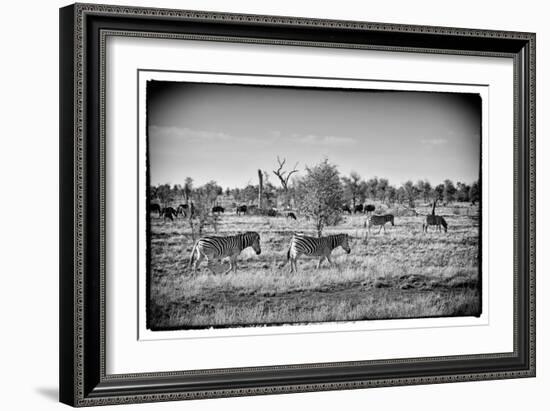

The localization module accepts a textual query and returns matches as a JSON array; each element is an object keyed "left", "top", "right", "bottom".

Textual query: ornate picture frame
[{"left": 59, "top": 3, "right": 535, "bottom": 407}]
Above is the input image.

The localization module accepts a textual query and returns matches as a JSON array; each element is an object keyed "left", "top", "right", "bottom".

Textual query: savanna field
[{"left": 148, "top": 205, "right": 481, "bottom": 330}]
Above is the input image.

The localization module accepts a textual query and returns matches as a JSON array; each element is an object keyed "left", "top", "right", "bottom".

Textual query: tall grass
[{"left": 149, "top": 208, "right": 481, "bottom": 330}]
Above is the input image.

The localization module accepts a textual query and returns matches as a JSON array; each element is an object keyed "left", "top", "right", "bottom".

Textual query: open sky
[{"left": 146, "top": 81, "right": 481, "bottom": 189}]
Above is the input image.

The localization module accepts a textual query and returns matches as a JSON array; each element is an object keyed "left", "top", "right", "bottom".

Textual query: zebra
[
  {"left": 188, "top": 231, "right": 261, "bottom": 274},
  {"left": 423, "top": 215, "right": 448, "bottom": 232},
  {"left": 365, "top": 214, "right": 395, "bottom": 234},
  {"left": 287, "top": 233, "right": 351, "bottom": 273}
]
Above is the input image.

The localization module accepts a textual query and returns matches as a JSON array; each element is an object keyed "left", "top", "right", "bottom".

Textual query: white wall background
[{"left": 0, "top": 0, "right": 545, "bottom": 409}]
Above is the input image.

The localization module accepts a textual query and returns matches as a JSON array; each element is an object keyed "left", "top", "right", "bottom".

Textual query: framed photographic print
[{"left": 59, "top": 3, "right": 536, "bottom": 407}]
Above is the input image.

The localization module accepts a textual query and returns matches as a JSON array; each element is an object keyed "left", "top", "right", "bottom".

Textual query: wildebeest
[
  {"left": 236, "top": 205, "right": 248, "bottom": 215},
  {"left": 286, "top": 212, "right": 297, "bottom": 220},
  {"left": 423, "top": 215, "right": 448, "bottom": 232},
  {"left": 342, "top": 205, "right": 352, "bottom": 214},
  {"left": 162, "top": 206, "right": 178, "bottom": 221},
  {"left": 266, "top": 208, "right": 277, "bottom": 217},
  {"left": 212, "top": 205, "right": 225, "bottom": 214},
  {"left": 177, "top": 203, "right": 195, "bottom": 218},
  {"left": 365, "top": 214, "right": 395, "bottom": 234},
  {"left": 287, "top": 233, "right": 351, "bottom": 273},
  {"left": 354, "top": 204, "right": 364, "bottom": 214},
  {"left": 150, "top": 203, "right": 162, "bottom": 217},
  {"left": 188, "top": 231, "right": 261, "bottom": 274},
  {"left": 177, "top": 204, "right": 189, "bottom": 217},
  {"left": 364, "top": 204, "right": 375, "bottom": 214}
]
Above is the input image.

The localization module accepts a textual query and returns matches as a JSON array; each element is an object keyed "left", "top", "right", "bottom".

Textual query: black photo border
[
  {"left": 60, "top": 3, "right": 535, "bottom": 407},
  {"left": 142, "top": 76, "right": 484, "bottom": 331}
]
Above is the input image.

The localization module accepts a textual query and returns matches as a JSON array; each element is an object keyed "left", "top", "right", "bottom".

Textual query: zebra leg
[
  {"left": 193, "top": 253, "right": 205, "bottom": 274},
  {"left": 378, "top": 225, "right": 383, "bottom": 234},
  {"left": 223, "top": 260, "right": 232, "bottom": 275},
  {"left": 326, "top": 255, "right": 333, "bottom": 266},
  {"left": 290, "top": 255, "right": 298, "bottom": 273},
  {"left": 317, "top": 257, "right": 324, "bottom": 269}
]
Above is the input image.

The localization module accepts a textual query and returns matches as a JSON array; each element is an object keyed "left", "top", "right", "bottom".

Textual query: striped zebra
[
  {"left": 365, "top": 214, "right": 395, "bottom": 234},
  {"left": 287, "top": 233, "right": 351, "bottom": 273},
  {"left": 423, "top": 215, "right": 448, "bottom": 232},
  {"left": 188, "top": 231, "right": 261, "bottom": 274}
]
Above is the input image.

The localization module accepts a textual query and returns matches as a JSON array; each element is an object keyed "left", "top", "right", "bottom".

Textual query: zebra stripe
[
  {"left": 423, "top": 215, "right": 448, "bottom": 232},
  {"left": 366, "top": 214, "right": 395, "bottom": 233},
  {"left": 287, "top": 233, "right": 351, "bottom": 273},
  {"left": 189, "top": 231, "right": 261, "bottom": 274}
]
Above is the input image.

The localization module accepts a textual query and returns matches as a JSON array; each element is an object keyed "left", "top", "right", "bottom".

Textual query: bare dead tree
[
  {"left": 273, "top": 156, "right": 299, "bottom": 191},
  {"left": 258, "top": 169, "right": 263, "bottom": 209}
]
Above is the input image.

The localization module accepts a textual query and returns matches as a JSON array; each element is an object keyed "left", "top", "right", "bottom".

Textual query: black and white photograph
[
  {"left": 145, "top": 79, "right": 482, "bottom": 331},
  {"left": 53, "top": 1, "right": 537, "bottom": 408}
]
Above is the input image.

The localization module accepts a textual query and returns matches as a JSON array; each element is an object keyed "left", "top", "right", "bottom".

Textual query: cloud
[
  {"left": 421, "top": 138, "right": 448, "bottom": 146},
  {"left": 291, "top": 134, "right": 357, "bottom": 146},
  {"left": 149, "top": 125, "right": 234, "bottom": 142}
]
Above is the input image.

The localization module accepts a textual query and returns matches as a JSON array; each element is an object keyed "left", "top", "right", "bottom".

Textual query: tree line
[{"left": 150, "top": 157, "right": 480, "bottom": 237}]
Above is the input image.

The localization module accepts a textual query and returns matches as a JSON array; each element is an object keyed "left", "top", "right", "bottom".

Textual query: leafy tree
[
  {"left": 402, "top": 180, "right": 418, "bottom": 208},
  {"left": 187, "top": 180, "right": 223, "bottom": 238},
  {"left": 443, "top": 179, "right": 457, "bottom": 204},
  {"left": 376, "top": 178, "right": 389, "bottom": 203},
  {"left": 241, "top": 184, "right": 258, "bottom": 204},
  {"left": 469, "top": 180, "right": 480, "bottom": 204},
  {"left": 386, "top": 185, "right": 397, "bottom": 206},
  {"left": 365, "top": 177, "right": 379, "bottom": 200},
  {"left": 456, "top": 181, "right": 471, "bottom": 202},
  {"left": 342, "top": 171, "right": 366, "bottom": 208},
  {"left": 183, "top": 177, "right": 193, "bottom": 203},
  {"left": 396, "top": 186, "right": 407, "bottom": 205},
  {"left": 415, "top": 180, "right": 432, "bottom": 203},
  {"left": 434, "top": 183, "right": 445, "bottom": 202},
  {"left": 155, "top": 184, "right": 174, "bottom": 207},
  {"left": 296, "top": 159, "right": 344, "bottom": 236}
]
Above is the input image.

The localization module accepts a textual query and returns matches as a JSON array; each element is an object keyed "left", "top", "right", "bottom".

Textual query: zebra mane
[
  {"left": 329, "top": 233, "right": 346, "bottom": 249},
  {"left": 239, "top": 231, "right": 258, "bottom": 248}
]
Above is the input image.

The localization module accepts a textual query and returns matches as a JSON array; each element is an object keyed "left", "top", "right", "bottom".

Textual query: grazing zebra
[
  {"left": 188, "top": 231, "right": 261, "bottom": 274},
  {"left": 162, "top": 206, "right": 177, "bottom": 222},
  {"left": 423, "top": 215, "right": 448, "bottom": 232},
  {"left": 365, "top": 214, "right": 395, "bottom": 234},
  {"left": 286, "top": 212, "right": 297, "bottom": 220},
  {"left": 287, "top": 233, "right": 351, "bottom": 273}
]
